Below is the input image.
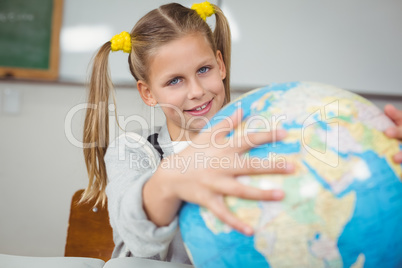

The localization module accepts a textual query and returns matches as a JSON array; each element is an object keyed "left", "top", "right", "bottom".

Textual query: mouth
[{"left": 184, "top": 99, "right": 213, "bottom": 116}]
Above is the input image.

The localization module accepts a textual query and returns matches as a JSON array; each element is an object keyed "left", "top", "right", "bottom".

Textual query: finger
[
  {"left": 384, "top": 104, "right": 402, "bottom": 125},
  {"left": 393, "top": 151, "right": 402, "bottom": 164},
  {"left": 233, "top": 157, "right": 295, "bottom": 175},
  {"left": 210, "top": 107, "right": 243, "bottom": 139},
  {"left": 192, "top": 108, "right": 242, "bottom": 147},
  {"left": 204, "top": 176, "right": 285, "bottom": 201},
  {"left": 206, "top": 196, "right": 254, "bottom": 236},
  {"left": 212, "top": 153, "right": 295, "bottom": 174},
  {"left": 233, "top": 129, "right": 288, "bottom": 153},
  {"left": 385, "top": 126, "right": 402, "bottom": 140}
]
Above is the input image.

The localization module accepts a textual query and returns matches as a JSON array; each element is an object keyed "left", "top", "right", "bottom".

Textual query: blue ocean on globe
[{"left": 179, "top": 82, "right": 402, "bottom": 268}]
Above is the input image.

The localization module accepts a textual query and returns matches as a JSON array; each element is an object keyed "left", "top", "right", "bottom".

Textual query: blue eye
[
  {"left": 168, "top": 77, "right": 182, "bottom": 86},
  {"left": 198, "top": 66, "right": 210, "bottom": 74}
]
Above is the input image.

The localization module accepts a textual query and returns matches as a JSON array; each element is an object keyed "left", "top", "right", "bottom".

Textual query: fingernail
[
  {"left": 272, "top": 190, "right": 284, "bottom": 200},
  {"left": 385, "top": 104, "right": 395, "bottom": 112},
  {"left": 243, "top": 226, "right": 254, "bottom": 236},
  {"left": 276, "top": 129, "right": 287, "bottom": 139},
  {"left": 385, "top": 128, "right": 397, "bottom": 138},
  {"left": 394, "top": 153, "right": 402, "bottom": 164},
  {"left": 285, "top": 163, "right": 295, "bottom": 173}
]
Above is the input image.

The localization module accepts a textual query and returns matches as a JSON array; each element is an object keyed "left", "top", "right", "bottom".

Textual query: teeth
[{"left": 195, "top": 103, "right": 208, "bottom": 111}]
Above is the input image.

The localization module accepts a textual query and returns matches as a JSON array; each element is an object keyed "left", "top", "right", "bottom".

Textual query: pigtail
[
  {"left": 81, "top": 42, "right": 113, "bottom": 206},
  {"left": 212, "top": 4, "right": 232, "bottom": 104}
]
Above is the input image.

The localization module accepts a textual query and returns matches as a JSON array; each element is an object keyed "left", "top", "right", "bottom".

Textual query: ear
[
  {"left": 137, "top": 80, "right": 157, "bottom": 107},
  {"left": 216, "top": 50, "right": 226, "bottom": 80}
]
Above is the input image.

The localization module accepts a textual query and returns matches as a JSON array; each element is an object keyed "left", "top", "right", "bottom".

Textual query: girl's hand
[
  {"left": 384, "top": 104, "right": 402, "bottom": 163},
  {"left": 161, "top": 108, "right": 294, "bottom": 235}
]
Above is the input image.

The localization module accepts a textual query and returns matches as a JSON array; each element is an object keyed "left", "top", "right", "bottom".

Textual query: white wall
[{"left": 227, "top": 0, "right": 402, "bottom": 96}]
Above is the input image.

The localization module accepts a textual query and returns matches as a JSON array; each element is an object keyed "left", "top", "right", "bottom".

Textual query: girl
[
  {"left": 82, "top": 2, "right": 292, "bottom": 263},
  {"left": 82, "top": 1, "right": 402, "bottom": 264}
]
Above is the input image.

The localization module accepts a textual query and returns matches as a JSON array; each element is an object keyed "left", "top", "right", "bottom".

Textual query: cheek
[
  {"left": 156, "top": 91, "right": 184, "bottom": 106},
  {"left": 161, "top": 104, "right": 185, "bottom": 119},
  {"left": 206, "top": 74, "right": 225, "bottom": 95}
]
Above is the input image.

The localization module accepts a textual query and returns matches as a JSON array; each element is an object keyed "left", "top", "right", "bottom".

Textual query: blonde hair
[{"left": 82, "top": 3, "right": 232, "bottom": 205}]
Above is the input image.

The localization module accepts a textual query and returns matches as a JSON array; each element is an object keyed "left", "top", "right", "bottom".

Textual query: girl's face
[{"left": 138, "top": 33, "right": 226, "bottom": 141}]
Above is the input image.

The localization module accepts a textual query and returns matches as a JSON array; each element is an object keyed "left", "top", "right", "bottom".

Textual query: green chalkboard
[{"left": 0, "top": 0, "right": 62, "bottom": 80}]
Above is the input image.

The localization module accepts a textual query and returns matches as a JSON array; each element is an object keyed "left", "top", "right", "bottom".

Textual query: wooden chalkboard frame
[{"left": 0, "top": 0, "right": 63, "bottom": 81}]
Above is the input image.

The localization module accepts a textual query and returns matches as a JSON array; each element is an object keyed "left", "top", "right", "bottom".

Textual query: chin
[
  {"left": 188, "top": 123, "right": 206, "bottom": 132},
  {"left": 187, "top": 120, "right": 209, "bottom": 132}
]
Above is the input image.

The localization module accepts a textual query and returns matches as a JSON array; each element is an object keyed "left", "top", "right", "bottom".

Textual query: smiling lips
[{"left": 185, "top": 99, "right": 213, "bottom": 116}]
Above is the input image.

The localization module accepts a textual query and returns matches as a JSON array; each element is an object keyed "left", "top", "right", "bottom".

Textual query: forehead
[
  {"left": 156, "top": 32, "right": 214, "bottom": 58},
  {"left": 147, "top": 33, "right": 216, "bottom": 81}
]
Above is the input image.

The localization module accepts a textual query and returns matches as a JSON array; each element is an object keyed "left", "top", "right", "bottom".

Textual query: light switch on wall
[{"left": 2, "top": 88, "right": 21, "bottom": 115}]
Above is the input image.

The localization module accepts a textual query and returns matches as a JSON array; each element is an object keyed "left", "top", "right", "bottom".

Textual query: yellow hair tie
[
  {"left": 191, "top": 1, "right": 215, "bottom": 21},
  {"left": 110, "top": 31, "right": 132, "bottom": 53}
]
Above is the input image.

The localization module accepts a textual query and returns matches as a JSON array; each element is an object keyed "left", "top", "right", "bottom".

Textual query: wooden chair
[{"left": 65, "top": 189, "right": 114, "bottom": 262}]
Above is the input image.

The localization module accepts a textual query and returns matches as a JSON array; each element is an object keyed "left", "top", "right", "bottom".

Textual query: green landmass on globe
[{"left": 179, "top": 81, "right": 402, "bottom": 268}]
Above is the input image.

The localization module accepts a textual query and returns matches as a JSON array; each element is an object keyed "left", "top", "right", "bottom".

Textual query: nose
[{"left": 187, "top": 78, "right": 205, "bottom": 100}]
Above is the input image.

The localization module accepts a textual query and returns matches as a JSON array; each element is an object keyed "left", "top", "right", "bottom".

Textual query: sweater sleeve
[{"left": 104, "top": 132, "right": 178, "bottom": 259}]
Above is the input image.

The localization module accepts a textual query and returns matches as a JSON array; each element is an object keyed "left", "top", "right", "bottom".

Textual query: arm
[
  {"left": 143, "top": 109, "right": 294, "bottom": 235},
  {"left": 105, "top": 133, "right": 178, "bottom": 259},
  {"left": 384, "top": 104, "right": 402, "bottom": 163}
]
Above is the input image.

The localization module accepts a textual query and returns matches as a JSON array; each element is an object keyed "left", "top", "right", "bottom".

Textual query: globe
[{"left": 179, "top": 81, "right": 402, "bottom": 268}]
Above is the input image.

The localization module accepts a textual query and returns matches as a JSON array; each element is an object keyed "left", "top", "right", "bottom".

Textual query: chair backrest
[{"left": 65, "top": 189, "right": 114, "bottom": 262}]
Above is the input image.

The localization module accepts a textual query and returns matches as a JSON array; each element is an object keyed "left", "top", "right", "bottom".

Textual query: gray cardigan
[{"left": 104, "top": 124, "right": 192, "bottom": 264}]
